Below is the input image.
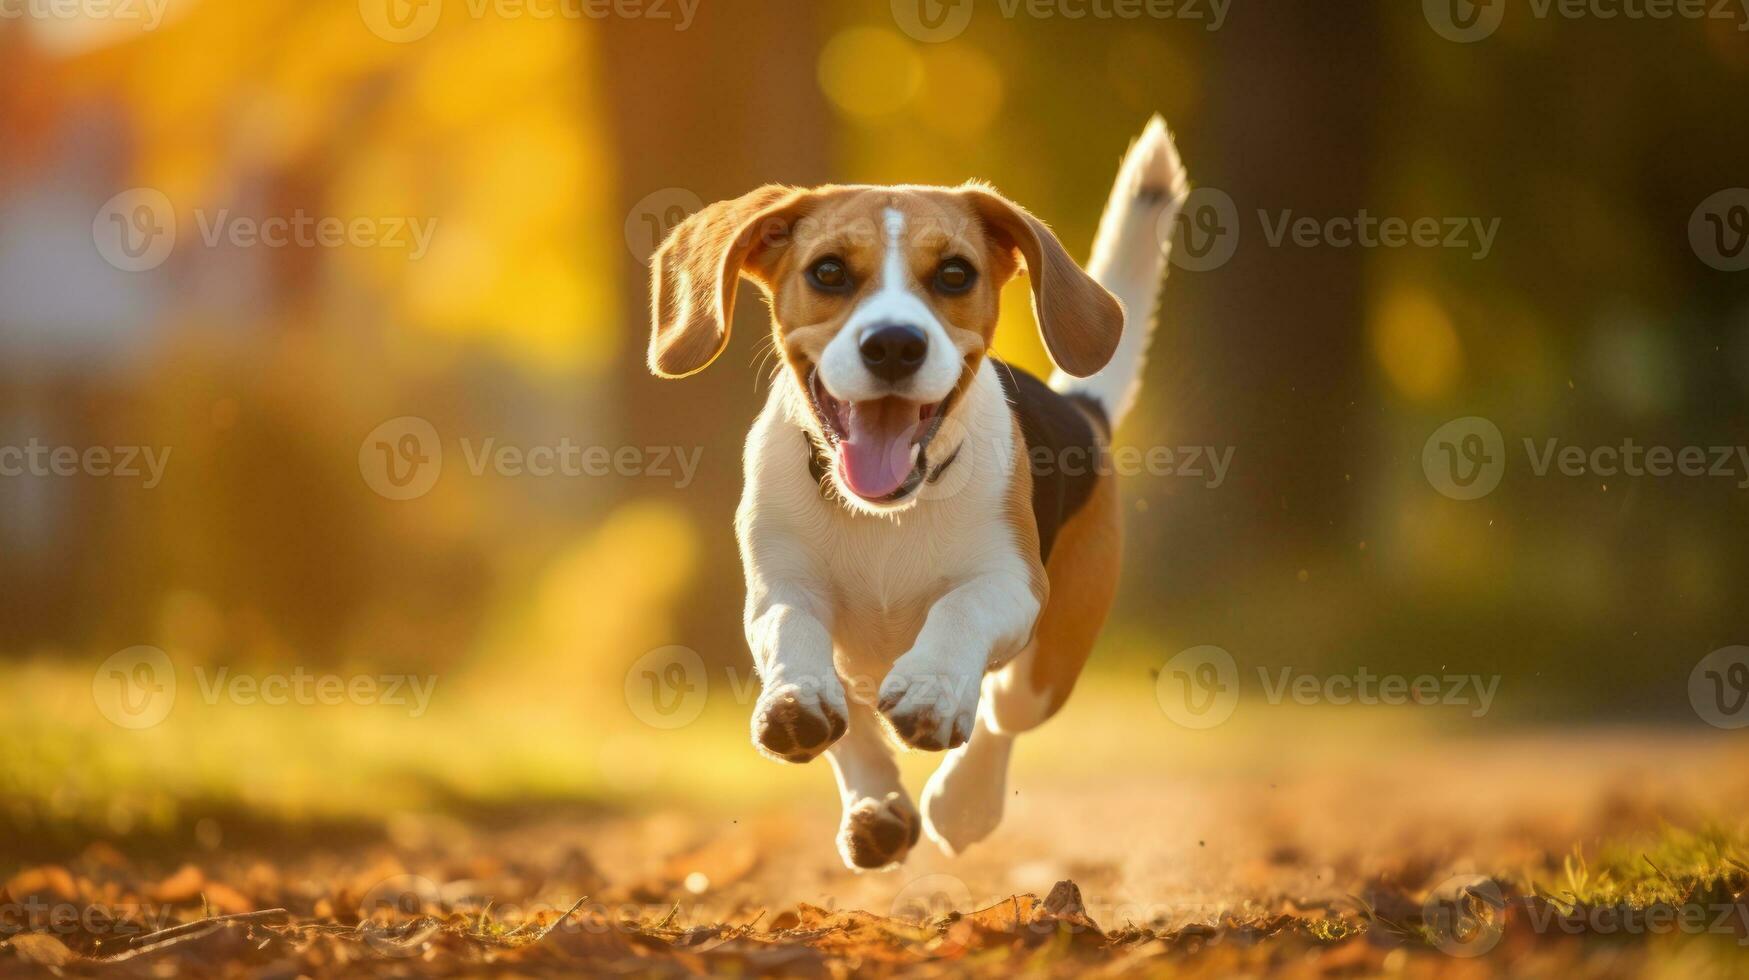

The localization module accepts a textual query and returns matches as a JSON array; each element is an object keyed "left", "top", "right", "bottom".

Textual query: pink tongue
[{"left": 837, "top": 398, "right": 918, "bottom": 499}]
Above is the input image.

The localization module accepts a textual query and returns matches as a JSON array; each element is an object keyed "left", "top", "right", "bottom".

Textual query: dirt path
[{"left": 6, "top": 727, "right": 1747, "bottom": 976}]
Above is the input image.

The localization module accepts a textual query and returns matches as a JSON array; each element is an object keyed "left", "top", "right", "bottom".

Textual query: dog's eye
[
  {"left": 807, "top": 257, "right": 851, "bottom": 293},
  {"left": 934, "top": 258, "right": 975, "bottom": 295}
]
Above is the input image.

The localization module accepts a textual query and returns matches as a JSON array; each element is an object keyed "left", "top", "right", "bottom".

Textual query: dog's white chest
[
  {"left": 737, "top": 365, "right": 1024, "bottom": 674},
  {"left": 819, "top": 503, "right": 964, "bottom": 662}
]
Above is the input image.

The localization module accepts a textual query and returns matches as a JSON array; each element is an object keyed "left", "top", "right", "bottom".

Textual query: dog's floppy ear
[
  {"left": 647, "top": 185, "right": 811, "bottom": 379},
  {"left": 962, "top": 187, "right": 1124, "bottom": 378}
]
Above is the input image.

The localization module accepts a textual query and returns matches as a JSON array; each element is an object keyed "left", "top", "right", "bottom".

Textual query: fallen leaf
[{"left": 5, "top": 933, "right": 77, "bottom": 967}]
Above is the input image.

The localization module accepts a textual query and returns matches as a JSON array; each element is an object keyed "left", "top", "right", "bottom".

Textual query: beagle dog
[{"left": 646, "top": 117, "right": 1188, "bottom": 870}]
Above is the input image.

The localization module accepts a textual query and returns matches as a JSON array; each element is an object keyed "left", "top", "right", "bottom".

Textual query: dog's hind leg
[
  {"left": 917, "top": 684, "right": 1018, "bottom": 856},
  {"left": 825, "top": 699, "right": 921, "bottom": 871},
  {"left": 923, "top": 470, "right": 1122, "bottom": 854}
]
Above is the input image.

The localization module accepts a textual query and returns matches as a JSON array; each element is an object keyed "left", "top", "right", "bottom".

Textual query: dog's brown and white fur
[{"left": 647, "top": 117, "right": 1188, "bottom": 870}]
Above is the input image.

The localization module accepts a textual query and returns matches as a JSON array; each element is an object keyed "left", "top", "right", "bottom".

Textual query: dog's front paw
[
  {"left": 837, "top": 791, "right": 921, "bottom": 870},
  {"left": 876, "top": 654, "right": 981, "bottom": 751},
  {"left": 751, "top": 678, "right": 847, "bottom": 763}
]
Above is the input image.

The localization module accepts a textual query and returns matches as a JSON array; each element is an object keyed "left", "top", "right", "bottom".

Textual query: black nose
[{"left": 859, "top": 323, "right": 928, "bottom": 383}]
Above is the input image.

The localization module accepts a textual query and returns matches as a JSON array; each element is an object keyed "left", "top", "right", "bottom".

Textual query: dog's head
[{"left": 647, "top": 184, "right": 1122, "bottom": 512}]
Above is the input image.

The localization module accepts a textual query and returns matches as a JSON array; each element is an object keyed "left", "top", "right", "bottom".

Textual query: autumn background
[{"left": 3, "top": 0, "right": 1748, "bottom": 899}]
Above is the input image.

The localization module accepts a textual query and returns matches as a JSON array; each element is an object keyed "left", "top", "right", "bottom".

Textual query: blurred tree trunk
[
  {"left": 597, "top": 1, "right": 832, "bottom": 663},
  {"left": 1201, "top": 8, "right": 1383, "bottom": 544}
]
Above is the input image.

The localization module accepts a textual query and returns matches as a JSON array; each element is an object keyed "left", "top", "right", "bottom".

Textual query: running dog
[{"left": 646, "top": 116, "right": 1188, "bottom": 869}]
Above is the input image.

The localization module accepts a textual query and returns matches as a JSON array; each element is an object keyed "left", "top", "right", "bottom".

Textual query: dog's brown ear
[
  {"left": 962, "top": 187, "right": 1124, "bottom": 378},
  {"left": 647, "top": 185, "right": 811, "bottom": 379}
]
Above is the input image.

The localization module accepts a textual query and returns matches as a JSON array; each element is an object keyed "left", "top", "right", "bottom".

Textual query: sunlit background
[{"left": 3, "top": 0, "right": 1748, "bottom": 860}]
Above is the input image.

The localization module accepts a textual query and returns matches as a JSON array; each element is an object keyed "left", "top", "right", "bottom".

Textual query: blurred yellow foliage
[
  {"left": 72, "top": 2, "right": 620, "bottom": 374},
  {"left": 818, "top": 27, "right": 923, "bottom": 121},
  {"left": 1371, "top": 283, "right": 1462, "bottom": 401}
]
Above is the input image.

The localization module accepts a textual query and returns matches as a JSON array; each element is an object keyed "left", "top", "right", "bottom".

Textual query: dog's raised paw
[
  {"left": 751, "top": 683, "right": 847, "bottom": 763},
  {"left": 876, "top": 658, "right": 979, "bottom": 752},
  {"left": 837, "top": 792, "right": 921, "bottom": 870}
]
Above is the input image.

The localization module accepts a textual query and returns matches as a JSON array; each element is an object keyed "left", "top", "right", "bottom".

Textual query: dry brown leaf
[
  {"left": 4, "top": 866, "right": 78, "bottom": 903},
  {"left": 152, "top": 863, "right": 208, "bottom": 903},
  {"left": 5, "top": 932, "right": 78, "bottom": 967}
]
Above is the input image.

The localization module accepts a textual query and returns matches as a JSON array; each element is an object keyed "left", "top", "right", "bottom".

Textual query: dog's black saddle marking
[{"left": 992, "top": 359, "right": 1106, "bottom": 564}]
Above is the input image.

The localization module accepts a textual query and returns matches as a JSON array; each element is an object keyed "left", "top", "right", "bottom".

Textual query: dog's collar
[{"left": 803, "top": 433, "right": 961, "bottom": 502}]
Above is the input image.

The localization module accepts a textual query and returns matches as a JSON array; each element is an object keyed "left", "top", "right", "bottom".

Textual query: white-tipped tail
[{"left": 1051, "top": 114, "right": 1189, "bottom": 428}]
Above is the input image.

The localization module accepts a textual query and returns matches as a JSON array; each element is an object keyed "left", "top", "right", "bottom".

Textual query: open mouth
[{"left": 807, "top": 370, "right": 946, "bottom": 503}]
